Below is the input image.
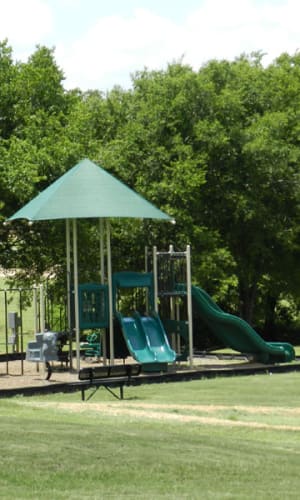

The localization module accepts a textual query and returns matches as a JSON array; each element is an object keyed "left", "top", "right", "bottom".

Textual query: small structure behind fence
[{"left": 0, "top": 284, "right": 67, "bottom": 375}]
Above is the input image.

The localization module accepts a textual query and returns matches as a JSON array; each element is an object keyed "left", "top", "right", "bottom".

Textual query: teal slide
[
  {"left": 117, "top": 311, "right": 176, "bottom": 364},
  {"left": 191, "top": 286, "right": 295, "bottom": 363}
]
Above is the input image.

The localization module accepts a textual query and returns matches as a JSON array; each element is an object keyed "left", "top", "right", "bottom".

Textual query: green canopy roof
[{"left": 8, "top": 158, "right": 171, "bottom": 221}]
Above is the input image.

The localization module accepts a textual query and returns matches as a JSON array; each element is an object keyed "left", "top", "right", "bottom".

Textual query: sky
[{"left": 0, "top": 0, "right": 299, "bottom": 92}]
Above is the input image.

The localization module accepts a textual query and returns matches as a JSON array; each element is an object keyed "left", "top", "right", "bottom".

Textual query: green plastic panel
[
  {"left": 78, "top": 283, "right": 109, "bottom": 329},
  {"left": 113, "top": 271, "right": 155, "bottom": 311}
]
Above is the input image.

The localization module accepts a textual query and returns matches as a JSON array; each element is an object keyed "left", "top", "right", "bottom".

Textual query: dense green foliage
[{"left": 1, "top": 39, "right": 300, "bottom": 335}]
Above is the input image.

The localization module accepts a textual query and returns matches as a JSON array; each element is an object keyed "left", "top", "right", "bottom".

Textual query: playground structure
[
  {"left": 4, "top": 244, "right": 294, "bottom": 376},
  {"left": 72, "top": 244, "right": 295, "bottom": 369},
  {"left": 1, "top": 243, "right": 296, "bottom": 378},
  {"left": 23, "top": 246, "right": 194, "bottom": 371},
  {"left": 73, "top": 246, "right": 193, "bottom": 370},
  {"left": 5, "top": 160, "right": 295, "bottom": 374}
]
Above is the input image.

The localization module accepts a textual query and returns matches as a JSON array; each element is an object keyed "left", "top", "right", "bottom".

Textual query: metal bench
[{"left": 78, "top": 364, "right": 141, "bottom": 400}]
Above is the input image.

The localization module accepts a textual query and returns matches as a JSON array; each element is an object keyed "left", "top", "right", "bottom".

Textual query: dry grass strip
[{"left": 21, "top": 401, "right": 300, "bottom": 432}]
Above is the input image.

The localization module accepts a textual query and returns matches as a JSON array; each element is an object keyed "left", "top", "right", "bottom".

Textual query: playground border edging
[{"left": 1, "top": 360, "right": 300, "bottom": 399}]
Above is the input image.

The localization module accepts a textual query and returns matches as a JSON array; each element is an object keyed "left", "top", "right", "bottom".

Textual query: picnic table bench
[{"left": 78, "top": 364, "right": 141, "bottom": 400}]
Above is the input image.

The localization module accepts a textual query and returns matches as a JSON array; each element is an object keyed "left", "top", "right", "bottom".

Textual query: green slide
[
  {"left": 191, "top": 286, "right": 295, "bottom": 363},
  {"left": 136, "top": 311, "right": 177, "bottom": 363},
  {"left": 116, "top": 311, "right": 176, "bottom": 364},
  {"left": 116, "top": 312, "right": 156, "bottom": 363}
]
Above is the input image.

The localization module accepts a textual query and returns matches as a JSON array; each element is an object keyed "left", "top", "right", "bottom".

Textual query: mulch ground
[{"left": 0, "top": 356, "right": 246, "bottom": 390}]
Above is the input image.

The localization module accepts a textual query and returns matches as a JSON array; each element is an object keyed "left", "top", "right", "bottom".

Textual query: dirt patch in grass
[
  {"left": 21, "top": 401, "right": 300, "bottom": 432},
  {"left": 2, "top": 360, "right": 300, "bottom": 433}
]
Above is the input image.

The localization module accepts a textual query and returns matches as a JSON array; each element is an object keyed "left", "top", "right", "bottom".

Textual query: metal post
[
  {"left": 33, "top": 286, "right": 39, "bottom": 373},
  {"left": 40, "top": 284, "right": 45, "bottom": 333},
  {"left": 19, "top": 290, "right": 24, "bottom": 375},
  {"left": 99, "top": 218, "right": 107, "bottom": 365},
  {"left": 66, "top": 219, "right": 72, "bottom": 369},
  {"left": 99, "top": 218, "right": 105, "bottom": 283},
  {"left": 4, "top": 290, "right": 8, "bottom": 375},
  {"left": 145, "top": 246, "right": 149, "bottom": 314},
  {"left": 106, "top": 219, "right": 114, "bottom": 364},
  {"left": 170, "top": 295, "right": 176, "bottom": 350},
  {"left": 145, "top": 246, "right": 149, "bottom": 272},
  {"left": 39, "top": 283, "right": 46, "bottom": 377},
  {"left": 33, "top": 286, "right": 38, "bottom": 333},
  {"left": 73, "top": 219, "right": 80, "bottom": 372},
  {"left": 176, "top": 300, "right": 181, "bottom": 354},
  {"left": 168, "top": 245, "right": 176, "bottom": 349},
  {"left": 186, "top": 245, "right": 193, "bottom": 367},
  {"left": 153, "top": 246, "right": 158, "bottom": 313}
]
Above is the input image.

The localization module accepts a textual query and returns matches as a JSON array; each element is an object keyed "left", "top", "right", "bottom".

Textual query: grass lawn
[{"left": 0, "top": 372, "right": 299, "bottom": 499}]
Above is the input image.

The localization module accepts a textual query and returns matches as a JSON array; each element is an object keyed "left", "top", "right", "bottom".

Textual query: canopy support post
[
  {"left": 73, "top": 219, "right": 80, "bottom": 372},
  {"left": 99, "top": 218, "right": 107, "bottom": 365},
  {"left": 106, "top": 219, "right": 114, "bottom": 364},
  {"left": 186, "top": 245, "right": 193, "bottom": 367},
  {"left": 99, "top": 218, "right": 105, "bottom": 283},
  {"left": 66, "top": 219, "right": 73, "bottom": 369}
]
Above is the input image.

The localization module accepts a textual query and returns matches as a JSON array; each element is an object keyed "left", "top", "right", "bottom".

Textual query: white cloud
[
  {"left": 1, "top": 0, "right": 299, "bottom": 91},
  {"left": 57, "top": 0, "right": 300, "bottom": 91},
  {"left": 56, "top": 8, "right": 185, "bottom": 90},
  {"left": 0, "top": 0, "right": 53, "bottom": 49},
  {"left": 184, "top": 0, "right": 300, "bottom": 66}
]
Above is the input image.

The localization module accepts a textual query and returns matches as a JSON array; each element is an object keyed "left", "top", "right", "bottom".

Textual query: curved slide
[
  {"left": 116, "top": 311, "right": 176, "bottom": 364},
  {"left": 192, "top": 286, "right": 295, "bottom": 363}
]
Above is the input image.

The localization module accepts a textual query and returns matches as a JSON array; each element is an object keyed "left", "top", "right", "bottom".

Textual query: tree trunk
[
  {"left": 263, "top": 294, "right": 278, "bottom": 341},
  {"left": 238, "top": 281, "right": 258, "bottom": 325}
]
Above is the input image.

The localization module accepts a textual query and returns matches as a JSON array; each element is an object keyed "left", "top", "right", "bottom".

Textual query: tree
[
  {"left": 2, "top": 41, "right": 300, "bottom": 335},
  {"left": 95, "top": 64, "right": 218, "bottom": 273},
  {"left": 0, "top": 40, "right": 18, "bottom": 139},
  {"left": 196, "top": 54, "right": 300, "bottom": 323},
  {"left": 0, "top": 44, "right": 80, "bottom": 280}
]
